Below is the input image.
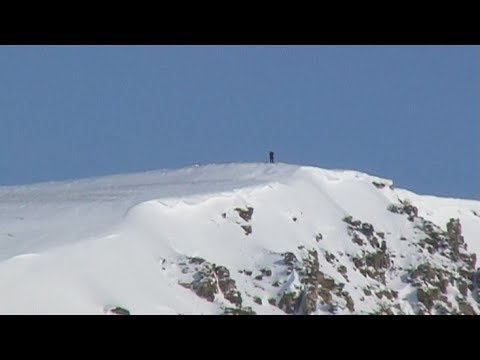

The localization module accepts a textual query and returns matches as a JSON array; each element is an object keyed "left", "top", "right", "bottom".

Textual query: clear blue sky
[{"left": 0, "top": 46, "right": 477, "bottom": 199}]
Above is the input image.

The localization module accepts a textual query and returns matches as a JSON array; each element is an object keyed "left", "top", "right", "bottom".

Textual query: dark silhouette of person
[{"left": 269, "top": 151, "right": 274, "bottom": 163}]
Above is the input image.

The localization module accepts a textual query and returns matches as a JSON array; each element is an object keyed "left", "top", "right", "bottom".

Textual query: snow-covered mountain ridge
[{"left": 1, "top": 163, "right": 479, "bottom": 314}]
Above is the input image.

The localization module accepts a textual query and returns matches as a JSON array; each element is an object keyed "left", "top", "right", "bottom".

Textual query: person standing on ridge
[{"left": 269, "top": 151, "right": 274, "bottom": 164}]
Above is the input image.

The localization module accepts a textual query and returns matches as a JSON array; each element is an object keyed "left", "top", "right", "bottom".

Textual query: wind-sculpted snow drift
[{"left": 0, "top": 163, "right": 479, "bottom": 314}]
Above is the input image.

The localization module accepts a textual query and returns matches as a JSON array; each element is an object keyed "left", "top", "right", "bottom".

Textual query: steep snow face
[
  {"left": 0, "top": 163, "right": 298, "bottom": 260},
  {"left": 0, "top": 163, "right": 479, "bottom": 315}
]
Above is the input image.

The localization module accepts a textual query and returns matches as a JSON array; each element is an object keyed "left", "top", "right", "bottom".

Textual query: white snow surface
[{"left": 0, "top": 162, "right": 478, "bottom": 314}]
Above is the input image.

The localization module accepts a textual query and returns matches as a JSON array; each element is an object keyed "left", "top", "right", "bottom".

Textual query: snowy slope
[{"left": 0, "top": 163, "right": 479, "bottom": 315}]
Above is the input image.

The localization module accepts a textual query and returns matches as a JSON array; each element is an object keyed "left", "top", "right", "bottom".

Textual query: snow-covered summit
[{"left": 1, "top": 163, "right": 479, "bottom": 314}]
